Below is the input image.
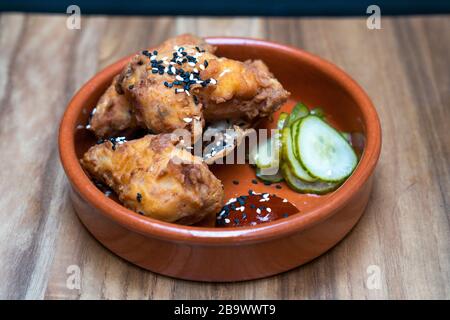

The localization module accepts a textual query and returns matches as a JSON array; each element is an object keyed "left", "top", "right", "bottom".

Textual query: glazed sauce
[{"left": 216, "top": 192, "right": 298, "bottom": 227}]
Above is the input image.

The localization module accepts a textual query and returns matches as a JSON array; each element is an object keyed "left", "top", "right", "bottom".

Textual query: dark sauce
[{"left": 216, "top": 192, "right": 298, "bottom": 227}]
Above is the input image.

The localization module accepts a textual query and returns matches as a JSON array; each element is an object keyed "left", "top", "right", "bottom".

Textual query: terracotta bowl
[{"left": 59, "top": 37, "right": 381, "bottom": 282}]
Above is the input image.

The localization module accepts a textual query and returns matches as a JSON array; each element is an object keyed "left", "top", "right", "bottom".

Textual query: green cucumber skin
[
  {"left": 281, "top": 127, "right": 316, "bottom": 182},
  {"left": 281, "top": 164, "right": 341, "bottom": 195},
  {"left": 296, "top": 115, "right": 358, "bottom": 182},
  {"left": 286, "top": 102, "right": 309, "bottom": 127},
  {"left": 310, "top": 107, "right": 325, "bottom": 118},
  {"left": 277, "top": 112, "right": 289, "bottom": 130}
]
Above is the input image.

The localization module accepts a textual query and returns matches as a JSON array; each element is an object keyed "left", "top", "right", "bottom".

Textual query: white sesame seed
[
  {"left": 171, "top": 66, "right": 176, "bottom": 73},
  {"left": 210, "top": 78, "right": 217, "bottom": 85},
  {"left": 188, "top": 62, "right": 196, "bottom": 67},
  {"left": 199, "top": 64, "right": 205, "bottom": 70},
  {"left": 176, "top": 75, "right": 183, "bottom": 81},
  {"left": 256, "top": 208, "right": 262, "bottom": 214},
  {"left": 175, "top": 89, "right": 184, "bottom": 93},
  {"left": 282, "top": 199, "right": 288, "bottom": 203},
  {"left": 91, "top": 107, "right": 97, "bottom": 115},
  {"left": 193, "top": 68, "right": 199, "bottom": 73},
  {"left": 76, "top": 125, "right": 85, "bottom": 129},
  {"left": 174, "top": 45, "right": 179, "bottom": 50},
  {"left": 150, "top": 55, "right": 156, "bottom": 61},
  {"left": 225, "top": 218, "right": 230, "bottom": 223},
  {"left": 185, "top": 90, "right": 190, "bottom": 96},
  {"left": 85, "top": 124, "right": 91, "bottom": 129},
  {"left": 183, "top": 117, "right": 193, "bottom": 123},
  {"left": 226, "top": 198, "right": 236, "bottom": 205},
  {"left": 266, "top": 208, "right": 272, "bottom": 212}
]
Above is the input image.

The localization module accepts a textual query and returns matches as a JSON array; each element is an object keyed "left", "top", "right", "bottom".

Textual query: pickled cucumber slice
[
  {"left": 281, "top": 127, "right": 316, "bottom": 182},
  {"left": 281, "top": 163, "right": 341, "bottom": 194},
  {"left": 296, "top": 116, "right": 357, "bottom": 182}
]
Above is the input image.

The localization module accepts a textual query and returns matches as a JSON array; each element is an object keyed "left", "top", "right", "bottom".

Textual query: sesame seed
[
  {"left": 282, "top": 199, "right": 288, "bottom": 203},
  {"left": 199, "top": 64, "right": 205, "bottom": 70},
  {"left": 252, "top": 179, "right": 258, "bottom": 184},
  {"left": 136, "top": 193, "right": 142, "bottom": 202},
  {"left": 267, "top": 208, "right": 272, "bottom": 212},
  {"left": 176, "top": 75, "right": 183, "bottom": 81},
  {"left": 175, "top": 88, "right": 184, "bottom": 94},
  {"left": 204, "top": 60, "right": 208, "bottom": 67},
  {"left": 225, "top": 218, "right": 230, "bottom": 223},
  {"left": 232, "top": 180, "right": 239, "bottom": 185},
  {"left": 183, "top": 117, "right": 193, "bottom": 123},
  {"left": 188, "top": 62, "right": 196, "bottom": 67},
  {"left": 210, "top": 78, "right": 217, "bottom": 85},
  {"left": 256, "top": 208, "right": 262, "bottom": 214}
]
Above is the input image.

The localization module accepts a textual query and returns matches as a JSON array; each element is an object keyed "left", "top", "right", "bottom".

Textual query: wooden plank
[{"left": 0, "top": 13, "right": 448, "bottom": 299}]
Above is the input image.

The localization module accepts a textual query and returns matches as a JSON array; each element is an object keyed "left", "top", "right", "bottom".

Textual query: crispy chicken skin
[
  {"left": 89, "top": 75, "right": 138, "bottom": 137},
  {"left": 80, "top": 134, "right": 224, "bottom": 224},
  {"left": 88, "top": 34, "right": 215, "bottom": 138},
  {"left": 89, "top": 34, "right": 289, "bottom": 137},
  {"left": 117, "top": 46, "right": 217, "bottom": 139},
  {"left": 199, "top": 59, "right": 290, "bottom": 122}
]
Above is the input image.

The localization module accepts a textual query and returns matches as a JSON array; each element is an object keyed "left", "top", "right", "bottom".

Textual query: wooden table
[{"left": 0, "top": 13, "right": 449, "bottom": 300}]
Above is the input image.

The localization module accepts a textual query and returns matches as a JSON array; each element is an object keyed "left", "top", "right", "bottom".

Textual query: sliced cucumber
[
  {"left": 255, "top": 135, "right": 281, "bottom": 169},
  {"left": 277, "top": 112, "right": 289, "bottom": 130},
  {"left": 286, "top": 102, "right": 309, "bottom": 127},
  {"left": 256, "top": 168, "right": 284, "bottom": 183},
  {"left": 296, "top": 115, "right": 357, "bottom": 182},
  {"left": 281, "top": 163, "right": 341, "bottom": 194},
  {"left": 281, "top": 127, "right": 316, "bottom": 182},
  {"left": 291, "top": 119, "right": 301, "bottom": 159}
]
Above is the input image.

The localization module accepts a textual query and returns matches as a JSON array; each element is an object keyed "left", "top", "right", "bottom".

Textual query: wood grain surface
[{"left": 0, "top": 13, "right": 449, "bottom": 300}]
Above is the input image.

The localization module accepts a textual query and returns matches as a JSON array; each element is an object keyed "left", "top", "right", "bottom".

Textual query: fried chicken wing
[
  {"left": 88, "top": 34, "right": 215, "bottom": 138},
  {"left": 89, "top": 75, "right": 138, "bottom": 137},
  {"left": 199, "top": 59, "right": 290, "bottom": 122},
  {"left": 88, "top": 34, "right": 289, "bottom": 139},
  {"left": 81, "top": 134, "right": 224, "bottom": 224},
  {"left": 117, "top": 46, "right": 217, "bottom": 140}
]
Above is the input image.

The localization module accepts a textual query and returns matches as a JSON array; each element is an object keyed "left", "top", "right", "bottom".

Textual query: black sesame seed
[
  {"left": 234, "top": 218, "right": 240, "bottom": 225},
  {"left": 193, "top": 95, "right": 199, "bottom": 105},
  {"left": 164, "top": 81, "right": 169, "bottom": 87},
  {"left": 153, "top": 50, "right": 158, "bottom": 55},
  {"left": 250, "top": 204, "right": 256, "bottom": 209},
  {"left": 252, "top": 179, "right": 258, "bottom": 184},
  {"left": 138, "top": 211, "right": 145, "bottom": 215},
  {"left": 276, "top": 185, "right": 282, "bottom": 189},
  {"left": 128, "top": 84, "right": 134, "bottom": 90},
  {"left": 152, "top": 69, "right": 158, "bottom": 74},
  {"left": 158, "top": 69, "right": 164, "bottom": 75},
  {"left": 96, "top": 138, "right": 104, "bottom": 145},
  {"left": 242, "top": 213, "right": 247, "bottom": 220},
  {"left": 136, "top": 193, "right": 142, "bottom": 202},
  {"left": 264, "top": 181, "right": 272, "bottom": 186},
  {"left": 232, "top": 180, "right": 239, "bottom": 185},
  {"left": 142, "top": 50, "right": 149, "bottom": 56},
  {"left": 282, "top": 213, "right": 289, "bottom": 218},
  {"left": 248, "top": 189, "right": 254, "bottom": 195},
  {"left": 204, "top": 60, "right": 208, "bottom": 67}
]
